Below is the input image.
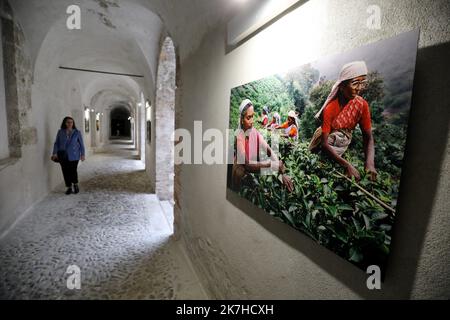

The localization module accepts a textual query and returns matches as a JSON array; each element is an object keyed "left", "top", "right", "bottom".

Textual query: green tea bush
[{"left": 240, "top": 139, "right": 397, "bottom": 270}]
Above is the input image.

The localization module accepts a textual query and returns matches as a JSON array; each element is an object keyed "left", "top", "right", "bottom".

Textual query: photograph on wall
[{"left": 227, "top": 30, "right": 419, "bottom": 271}]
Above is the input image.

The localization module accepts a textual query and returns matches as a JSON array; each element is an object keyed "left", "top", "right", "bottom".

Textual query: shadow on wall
[{"left": 226, "top": 41, "right": 450, "bottom": 299}]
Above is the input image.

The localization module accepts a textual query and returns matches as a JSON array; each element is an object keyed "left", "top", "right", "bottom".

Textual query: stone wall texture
[
  {"left": 155, "top": 37, "right": 176, "bottom": 201},
  {"left": 0, "top": 0, "right": 35, "bottom": 235}
]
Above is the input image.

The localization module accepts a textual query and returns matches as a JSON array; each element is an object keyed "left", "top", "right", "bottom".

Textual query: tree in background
[
  {"left": 230, "top": 76, "right": 295, "bottom": 130},
  {"left": 287, "top": 81, "right": 307, "bottom": 116},
  {"left": 299, "top": 80, "right": 334, "bottom": 141},
  {"left": 285, "top": 64, "right": 320, "bottom": 95}
]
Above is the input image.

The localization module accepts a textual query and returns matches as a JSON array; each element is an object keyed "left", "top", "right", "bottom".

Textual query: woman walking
[
  {"left": 260, "top": 106, "right": 270, "bottom": 127},
  {"left": 274, "top": 110, "right": 299, "bottom": 140},
  {"left": 51, "top": 117, "right": 86, "bottom": 195}
]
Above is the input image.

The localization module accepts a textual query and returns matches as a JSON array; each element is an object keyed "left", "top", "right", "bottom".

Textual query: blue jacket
[{"left": 53, "top": 129, "right": 86, "bottom": 161}]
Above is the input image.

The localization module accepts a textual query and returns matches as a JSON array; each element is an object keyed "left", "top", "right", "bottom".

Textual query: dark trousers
[{"left": 60, "top": 160, "right": 79, "bottom": 188}]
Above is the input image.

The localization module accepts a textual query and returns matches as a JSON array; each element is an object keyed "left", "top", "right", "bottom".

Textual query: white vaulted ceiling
[
  {"left": 10, "top": 0, "right": 248, "bottom": 68},
  {"left": 9, "top": 0, "right": 248, "bottom": 116}
]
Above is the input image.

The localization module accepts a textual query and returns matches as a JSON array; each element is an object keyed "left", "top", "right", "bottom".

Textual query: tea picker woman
[
  {"left": 51, "top": 117, "right": 86, "bottom": 195},
  {"left": 266, "top": 112, "right": 281, "bottom": 129},
  {"left": 232, "top": 99, "right": 294, "bottom": 193},
  {"left": 309, "top": 61, "right": 377, "bottom": 181},
  {"left": 260, "top": 105, "right": 270, "bottom": 127},
  {"left": 275, "top": 110, "right": 299, "bottom": 140}
]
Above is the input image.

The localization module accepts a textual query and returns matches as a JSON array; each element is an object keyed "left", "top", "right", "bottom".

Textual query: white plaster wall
[
  {"left": 0, "top": 111, "right": 56, "bottom": 237},
  {"left": 178, "top": 0, "right": 450, "bottom": 299}
]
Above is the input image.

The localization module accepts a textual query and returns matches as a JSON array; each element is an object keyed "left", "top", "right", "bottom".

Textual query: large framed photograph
[{"left": 227, "top": 30, "right": 419, "bottom": 271}]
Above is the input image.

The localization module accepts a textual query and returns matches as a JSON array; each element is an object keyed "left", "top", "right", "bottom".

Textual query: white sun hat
[{"left": 315, "top": 61, "right": 368, "bottom": 119}]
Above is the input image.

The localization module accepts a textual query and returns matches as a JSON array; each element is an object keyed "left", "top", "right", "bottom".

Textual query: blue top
[{"left": 52, "top": 129, "right": 86, "bottom": 161}]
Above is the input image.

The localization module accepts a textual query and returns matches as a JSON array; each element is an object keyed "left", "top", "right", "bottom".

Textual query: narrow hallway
[{"left": 0, "top": 144, "right": 207, "bottom": 300}]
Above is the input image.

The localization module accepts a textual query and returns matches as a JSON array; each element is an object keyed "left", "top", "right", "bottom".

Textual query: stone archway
[
  {"left": 153, "top": 37, "right": 176, "bottom": 202},
  {"left": 110, "top": 106, "right": 132, "bottom": 139}
]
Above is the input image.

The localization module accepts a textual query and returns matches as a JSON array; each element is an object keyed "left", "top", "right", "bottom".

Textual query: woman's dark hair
[
  {"left": 340, "top": 79, "right": 351, "bottom": 89},
  {"left": 61, "top": 117, "right": 77, "bottom": 130}
]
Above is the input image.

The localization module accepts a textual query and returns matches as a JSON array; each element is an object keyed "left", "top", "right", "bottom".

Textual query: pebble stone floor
[{"left": 0, "top": 141, "right": 207, "bottom": 300}]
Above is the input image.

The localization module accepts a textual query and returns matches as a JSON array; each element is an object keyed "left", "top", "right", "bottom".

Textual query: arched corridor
[
  {"left": 110, "top": 106, "right": 132, "bottom": 139},
  {"left": 0, "top": 0, "right": 191, "bottom": 301},
  {"left": 0, "top": 144, "right": 205, "bottom": 299}
]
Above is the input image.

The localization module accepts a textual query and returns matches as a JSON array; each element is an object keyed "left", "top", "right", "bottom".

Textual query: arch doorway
[
  {"left": 110, "top": 106, "right": 132, "bottom": 139},
  {"left": 153, "top": 37, "right": 176, "bottom": 202}
]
